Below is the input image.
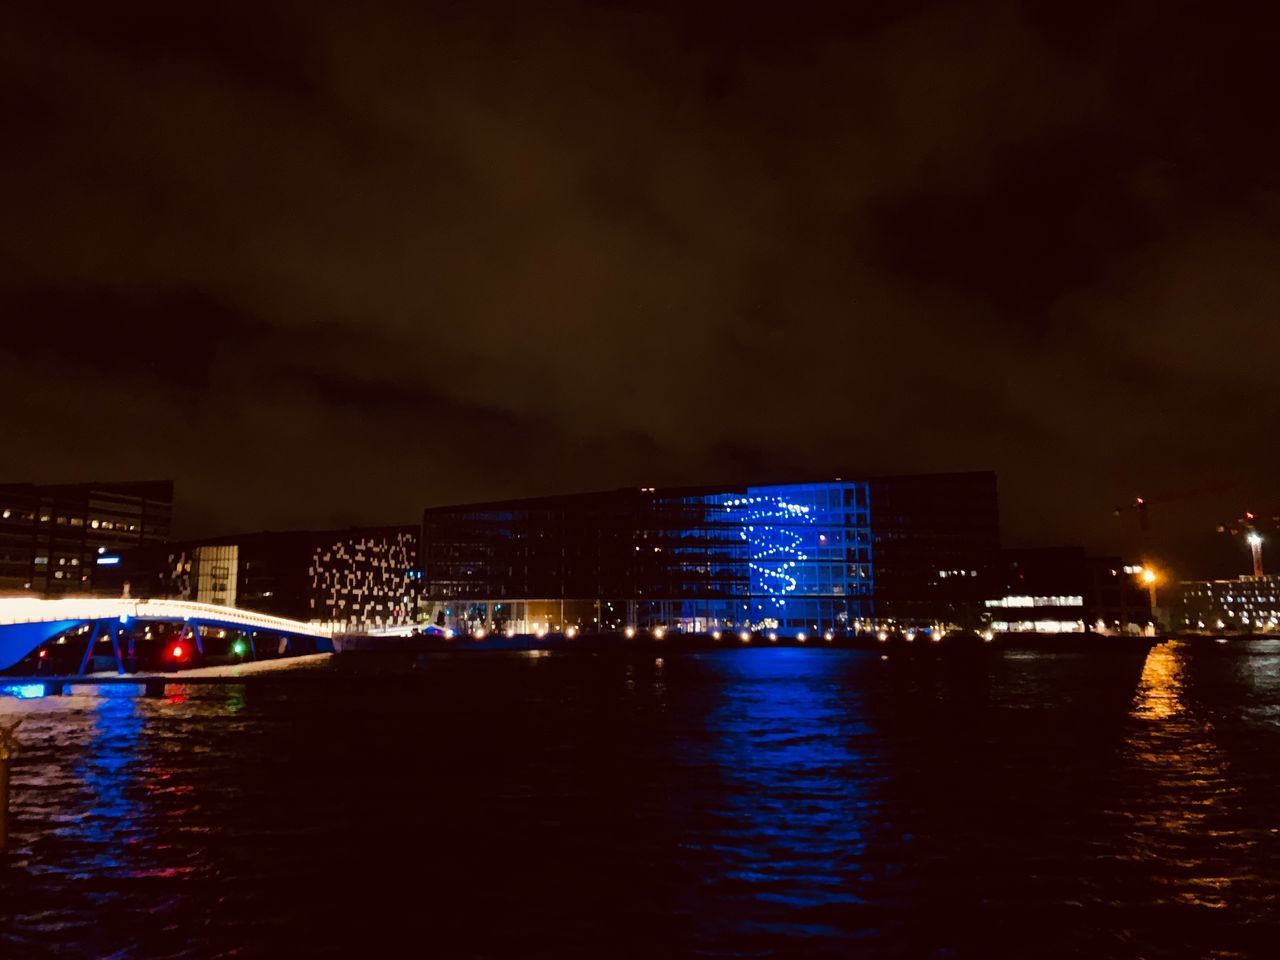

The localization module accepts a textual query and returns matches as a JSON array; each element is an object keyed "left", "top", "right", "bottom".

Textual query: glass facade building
[{"left": 421, "top": 473, "right": 998, "bottom": 637}]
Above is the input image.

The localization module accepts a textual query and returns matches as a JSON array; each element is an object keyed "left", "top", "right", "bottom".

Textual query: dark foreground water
[{"left": 4, "top": 641, "right": 1280, "bottom": 959}]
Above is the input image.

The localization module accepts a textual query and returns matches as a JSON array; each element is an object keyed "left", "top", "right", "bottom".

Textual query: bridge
[{"left": 0, "top": 597, "right": 335, "bottom": 674}]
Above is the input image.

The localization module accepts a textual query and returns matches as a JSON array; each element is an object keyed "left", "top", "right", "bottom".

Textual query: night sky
[{"left": 3, "top": 1, "right": 1276, "bottom": 577}]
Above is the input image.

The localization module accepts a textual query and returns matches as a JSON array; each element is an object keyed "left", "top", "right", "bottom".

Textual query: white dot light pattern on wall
[{"left": 724, "top": 496, "right": 813, "bottom": 609}]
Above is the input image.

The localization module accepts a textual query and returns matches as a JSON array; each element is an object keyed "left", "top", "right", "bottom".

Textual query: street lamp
[{"left": 1141, "top": 566, "right": 1158, "bottom": 610}]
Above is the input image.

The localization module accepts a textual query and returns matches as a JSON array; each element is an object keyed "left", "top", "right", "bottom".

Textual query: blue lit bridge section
[{"left": 0, "top": 598, "right": 336, "bottom": 673}]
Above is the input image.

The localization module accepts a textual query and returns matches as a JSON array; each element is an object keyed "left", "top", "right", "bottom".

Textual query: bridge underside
[{"left": 0, "top": 620, "right": 84, "bottom": 672}]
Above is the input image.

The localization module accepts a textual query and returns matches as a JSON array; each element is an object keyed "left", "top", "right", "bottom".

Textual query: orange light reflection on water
[
  {"left": 1131, "top": 642, "right": 1185, "bottom": 721},
  {"left": 1121, "top": 642, "right": 1246, "bottom": 912}
]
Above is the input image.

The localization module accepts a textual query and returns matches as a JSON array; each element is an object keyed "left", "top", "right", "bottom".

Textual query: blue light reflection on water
[
  {"left": 66, "top": 687, "right": 148, "bottom": 874},
  {"left": 1, "top": 683, "right": 46, "bottom": 700},
  {"left": 678, "top": 649, "right": 887, "bottom": 947}
]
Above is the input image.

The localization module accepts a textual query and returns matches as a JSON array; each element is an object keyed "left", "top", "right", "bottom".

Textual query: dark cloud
[
  {"left": 1, "top": 0, "right": 1276, "bottom": 577},
  {"left": 2, "top": 286, "right": 267, "bottom": 384}
]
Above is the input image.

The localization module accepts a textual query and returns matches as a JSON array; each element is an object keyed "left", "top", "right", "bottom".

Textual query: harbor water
[{"left": 3, "top": 641, "right": 1280, "bottom": 958}]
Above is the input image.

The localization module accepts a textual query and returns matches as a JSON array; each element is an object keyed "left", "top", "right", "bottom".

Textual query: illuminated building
[
  {"left": 984, "top": 592, "right": 1087, "bottom": 633},
  {"left": 0, "top": 481, "right": 173, "bottom": 595},
  {"left": 420, "top": 473, "right": 998, "bottom": 636},
  {"left": 986, "top": 547, "right": 1153, "bottom": 634},
  {"left": 1173, "top": 575, "right": 1280, "bottom": 633},
  {"left": 107, "top": 526, "right": 418, "bottom": 633}
]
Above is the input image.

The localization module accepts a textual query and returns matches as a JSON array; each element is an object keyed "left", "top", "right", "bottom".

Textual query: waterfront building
[
  {"left": 1173, "top": 575, "right": 1280, "bottom": 633},
  {"left": 420, "top": 472, "right": 999, "bottom": 637},
  {"left": 1085, "top": 556, "right": 1156, "bottom": 632},
  {"left": 0, "top": 486, "right": 39, "bottom": 593},
  {"left": 986, "top": 547, "right": 1153, "bottom": 634},
  {"left": 107, "top": 526, "right": 419, "bottom": 633},
  {"left": 0, "top": 481, "right": 173, "bottom": 595}
]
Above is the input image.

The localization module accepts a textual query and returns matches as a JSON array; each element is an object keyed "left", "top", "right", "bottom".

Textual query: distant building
[
  {"left": 1086, "top": 556, "right": 1156, "bottom": 632},
  {"left": 1172, "top": 576, "right": 1280, "bottom": 633},
  {"left": 0, "top": 481, "right": 173, "bottom": 595},
  {"left": 420, "top": 473, "right": 999, "bottom": 637},
  {"left": 109, "top": 526, "right": 419, "bottom": 633},
  {"left": 986, "top": 547, "right": 1153, "bottom": 634},
  {"left": 867, "top": 472, "right": 1001, "bottom": 626},
  {"left": 0, "top": 485, "right": 39, "bottom": 593}
]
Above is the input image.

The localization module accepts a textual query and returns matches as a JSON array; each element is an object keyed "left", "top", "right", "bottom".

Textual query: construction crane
[
  {"left": 1217, "top": 511, "right": 1280, "bottom": 577},
  {"left": 1113, "top": 482, "right": 1235, "bottom": 534},
  {"left": 1113, "top": 483, "right": 1235, "bottom": 602}
]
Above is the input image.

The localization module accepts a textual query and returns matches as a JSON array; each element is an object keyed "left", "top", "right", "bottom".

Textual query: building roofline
[
  {"left": 421, "top": 471, "right": 997, "bottom": 516},
  {"left": 116, "top": 524, "right": 417, "bottom": 552}
]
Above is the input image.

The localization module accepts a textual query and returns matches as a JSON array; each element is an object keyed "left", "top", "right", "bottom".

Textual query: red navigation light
[{"left": 169, "top": 643, "right": 186, "bottom": 661}]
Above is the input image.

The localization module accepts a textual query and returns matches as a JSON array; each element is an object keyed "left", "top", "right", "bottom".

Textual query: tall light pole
[
  {"left": 1141, "top": 567, "right": 1159, "bottom": 612},
  {"left": 1247, "top": 532, "right": 1264, "bottom": 578},
  {"left": 1218, "top": 512, "right": 1278, "bottom": 577}
]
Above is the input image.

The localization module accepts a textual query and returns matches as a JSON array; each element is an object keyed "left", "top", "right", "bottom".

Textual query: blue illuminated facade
[
  {"left": 718, "top": 481, "right": 874, "bottom": 631},
  {"left": 421, "top": 473, "right": 997, "bottom": 636}
]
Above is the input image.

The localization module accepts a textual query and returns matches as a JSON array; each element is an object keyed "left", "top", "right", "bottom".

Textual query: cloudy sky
[{"left": 2, "top": 0, "right": 1276, "bottom": 576}]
